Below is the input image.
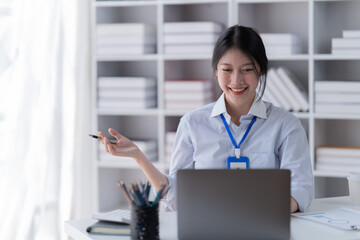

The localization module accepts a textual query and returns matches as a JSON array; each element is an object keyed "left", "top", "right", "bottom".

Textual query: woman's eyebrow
[{"left": 219, "top": 62, "right": 254, "bottom": 67}]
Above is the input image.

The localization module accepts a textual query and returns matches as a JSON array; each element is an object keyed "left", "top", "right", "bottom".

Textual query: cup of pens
[{"left": 117, "top": 181, "right": 170, "bottom": 240}]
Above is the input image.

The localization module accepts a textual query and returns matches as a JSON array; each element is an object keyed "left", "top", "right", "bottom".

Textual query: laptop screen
[{"left": 176, "top": 169, "right": 290, "bottom": 240}]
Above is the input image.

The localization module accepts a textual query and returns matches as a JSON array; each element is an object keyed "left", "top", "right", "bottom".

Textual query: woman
[{"left": 98, "top": 25, "right": 314, "bottom": 213}]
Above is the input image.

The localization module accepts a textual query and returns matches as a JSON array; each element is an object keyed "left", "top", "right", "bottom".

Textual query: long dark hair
[{"left": 212, "top": 25, "right": 268, "bottom": 99}]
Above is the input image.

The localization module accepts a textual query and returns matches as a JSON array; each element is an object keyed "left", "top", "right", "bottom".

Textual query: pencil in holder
[{"left": 131, "top": 202, "right": 159, "bottom": 240}]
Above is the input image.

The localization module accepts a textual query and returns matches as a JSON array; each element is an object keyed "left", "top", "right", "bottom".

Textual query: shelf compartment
[
  {"left": 164, "top": 2, "right": 228, "bottom": 26},
  {"left": 314, "top": 60, "right": 360, "bottom": 81},
  {"left": 97, "top": 115, "right": 159, "bottom": 140},
  {"left": 96, "top": 5, "right": 157, "bottom": 25},
  {"left": 314, "top": 119, "right": 360, "bottom": 147},
  {"left": 164, "top": 59, "right": 214, "bottom": 81},
  {"left": 314, "top": 176, "right": 349, "bottom": 199},
  {"left": 313, "top": 0, "right": 360, "bottom": 54},
  {"left": 236, "top": 1, "right": 309, "bottom": 55},
  {"left": 97, "top": 168, "right": 152, "bottom": 212},
  {"left": 97, "top": 61, "right": 158, "bottom": 79}
]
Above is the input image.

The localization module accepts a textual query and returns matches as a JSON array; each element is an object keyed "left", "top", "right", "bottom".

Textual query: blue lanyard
[{"left": 220, "top": 114, "right": 257, "bottom": 150}]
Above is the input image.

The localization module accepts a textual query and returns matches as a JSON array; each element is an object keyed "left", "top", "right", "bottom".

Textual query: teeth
[{"left": 232, "top": 88, "right": 246, "bottom": 92}]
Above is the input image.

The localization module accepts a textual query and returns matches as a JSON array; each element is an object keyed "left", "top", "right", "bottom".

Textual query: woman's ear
[{"left": 215, "top": 68, "right": 218, "bottom": 77}]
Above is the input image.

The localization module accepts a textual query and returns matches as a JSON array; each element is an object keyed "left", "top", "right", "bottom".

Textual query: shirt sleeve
[
  {"left": 161, "top": 116, "right": 195, "bottom": 211},
  {"left": 278, "top": 117, "right": 314, "bottom": 212}
]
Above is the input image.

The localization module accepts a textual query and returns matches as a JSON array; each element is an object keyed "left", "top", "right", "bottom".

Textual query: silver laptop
[{"left": 177, "top": 169, "right": 290, "bottom": 240}]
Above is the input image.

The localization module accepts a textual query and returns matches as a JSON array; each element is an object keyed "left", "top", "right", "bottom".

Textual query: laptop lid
[{"left": 176, "top": 169, "right": 290, "bottom": 240}]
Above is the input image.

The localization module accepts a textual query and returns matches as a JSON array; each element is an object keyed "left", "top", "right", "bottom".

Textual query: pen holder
[{"left": 131, "top": 202, "right": 159, "bottom": 240}]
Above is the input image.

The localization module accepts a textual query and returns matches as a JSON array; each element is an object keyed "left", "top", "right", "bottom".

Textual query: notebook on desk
[{"left": 176, "top": 169, "right": 291, "bottom": 240}]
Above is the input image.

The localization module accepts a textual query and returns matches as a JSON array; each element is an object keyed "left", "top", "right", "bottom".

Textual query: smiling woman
[
  {"left": 0, "top": 0, "right": 92, "bottom": 239},
  {"left": 98, "top": 25, "right": 314, "bottom": 214}
]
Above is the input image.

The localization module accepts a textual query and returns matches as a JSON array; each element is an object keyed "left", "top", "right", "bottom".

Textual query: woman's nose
[{"left": 231, "top": 71, "right": 245, "bottom": 84}]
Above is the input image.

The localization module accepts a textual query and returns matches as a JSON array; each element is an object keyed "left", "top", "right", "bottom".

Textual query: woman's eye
[
  {"left": 242, "top": 68, "right": 254, "bottom": 73},
  {"left": 222, "top": 68, "right": 232, "bottom": 72}
]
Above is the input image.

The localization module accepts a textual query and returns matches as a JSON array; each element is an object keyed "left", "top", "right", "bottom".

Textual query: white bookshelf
[{"left": 91, "top": 0, "right": 360, "bottom": 213}]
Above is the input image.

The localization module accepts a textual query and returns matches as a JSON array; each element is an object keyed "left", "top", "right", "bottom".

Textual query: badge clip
[{"left": 235, "top": 148, "right": 240, "bottom": 159}]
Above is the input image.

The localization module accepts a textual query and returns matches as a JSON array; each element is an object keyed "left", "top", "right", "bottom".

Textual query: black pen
[{"left": 88, "top": 134, "right": 117, "bottom": 144}]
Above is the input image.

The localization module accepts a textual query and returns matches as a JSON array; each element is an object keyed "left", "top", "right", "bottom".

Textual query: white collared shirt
[{"left": 163, "top": 93, "right": 314, "bottom": 212}]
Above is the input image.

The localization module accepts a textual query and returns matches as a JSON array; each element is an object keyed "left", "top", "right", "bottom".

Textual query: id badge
[{"left": 227, "top": 156, "right": 249, "bottom": 169}]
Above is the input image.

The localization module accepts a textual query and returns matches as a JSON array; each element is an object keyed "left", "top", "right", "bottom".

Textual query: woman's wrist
[{"left": 133, "top": 148, "right": 148, "bottom": 164}]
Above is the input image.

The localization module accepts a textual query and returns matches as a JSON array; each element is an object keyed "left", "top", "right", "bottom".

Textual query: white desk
[{"left": 65, "top": 196, "right": 360, "bottom": 240}]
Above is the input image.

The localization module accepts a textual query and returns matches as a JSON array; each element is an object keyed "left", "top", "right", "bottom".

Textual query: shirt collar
[{"left": 210, "top": 93, "right": 267, "bottom": 123}]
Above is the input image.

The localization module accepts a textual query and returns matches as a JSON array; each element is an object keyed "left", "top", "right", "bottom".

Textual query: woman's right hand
[
  {"left": 97, "top": 128, "right": 141, "bottom": 159},
  {"left": 98, "top": 128, "right": 169, "bottom": 196}
]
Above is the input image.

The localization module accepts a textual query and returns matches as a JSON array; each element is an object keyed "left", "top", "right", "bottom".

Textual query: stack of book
[
  {"left": 260, "top": 33, "right": 302, "bottom": 56},
  {"left": 98, "top": 140, "right": 158, "bottom": 163},
  {"left": 165, "top": 131, "right": 176, "bottom": 165},
  {"left": 315, "top": 81, "right": 360, "bottom": 114},
  {"left": 262, "top": 67, "right": 309, "bottom": 112},
  {"left": 331, "top": 30, "right": 360, "bottom": 55},
  {"left": 316, "top": 146, "right": 360, "bottom": 173},
  {"left": 96, "top": 23, "right": 156, "bottom": 56},
  {"left": 164, "top": 79, "right": 214, "bottom": 110},
  {"left": 97, "top": 77, "right": 157, "bottom": 109},
  {"left": 163, "top": 21, "right": 223, "bottom": 54}
]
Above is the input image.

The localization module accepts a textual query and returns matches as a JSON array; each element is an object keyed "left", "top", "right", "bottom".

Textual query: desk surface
[{"left": 65, "top": 196, "right": 360, "bottom": 240}]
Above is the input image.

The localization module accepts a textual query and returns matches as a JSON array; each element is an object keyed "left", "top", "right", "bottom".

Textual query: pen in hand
[
  {"left": 351, "top": 225, "right": 359, "bottom": 230},
  {"left": 88, "top": 134, "right": 117, "bottom": 144}
]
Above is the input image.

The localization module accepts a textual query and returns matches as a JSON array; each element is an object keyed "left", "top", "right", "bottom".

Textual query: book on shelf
[
  {"left": 315, "top": 81, "right": 360, "bottom": 93},
  {"left": 164, "top": 44, "right": 214, "bottom": 54},
  {"left": 276, "top": 67, "right": 309, "bottom": 111},
  {"left": 260, "top": 33, "right": 302, "bottom": 55},
  {"left": 315, "top": 164, "right": 360, "bottom": 173},
  {"left": 166, "top": 131, "right": 176, "bottom": 144},
  {"left": 164, "top": 33, "right": 220, "bottom": 45},
  {"left": 97, "top": 35, "right": 156, "bottom": 45},
  {"left": 267, "top": 68, "right": 302, "bottom": 112},
  {"left": 98, "top": 88, "right": 156, "bottom": 99},
  {"left": 165, "top": 152, "right": 172, "bottom": 165},
  {"left": 163, "top": 21, "right": 223, "bottom": 34},
  {"left": 133, "top": 140, "right": 157, "bottom": 152},
  {"left": 164, "top": 79, "right": 212, "bottom": 91},
  {"left": 164, "top": 91, "right": 213, "bottom": 101},
  {"left": 316, "top": 156, "right": 360, "bottom": 165},
  {"left": 331, "top": 38, "right": 360, "bottom": 48},
  {"left": 97, "top": 23, "right": 155, "bottom": 36},
  {"left": 315, "top": 103, "right": 360, "bottom": 114},
  {"left": 316, "top": 146, "right": 360, "bottom": 158},
  {"left": 331, "top": 48, "right": 360, "bottom": 55},
  {"left": 98, "top": 77, "right": 156, "bottom": 88},
  {"left": 86, "top": 221, "right": 130, "bottom": 236},
  {"left": 262, "top": 86, "right": 282, "bottom": 108},
  {"left": 165, "top": 131, "right": 176, "bottom": 165},
  {"left": 98, "top": 98, "right": 156, "bottom": 109},
  {"left": 165, "top": 100, "right": 212, "bottom": 110},
  {"left": 266, "top": 73, "right": 292, "bottom": 111},
  {"left": 97, "top": 45, "right": 156, "bottom": 55},
  {"left": 315, "top": 92, "right": 360, "bottom": 104},
  {"left": 260, "top": 33, "right": 301, "bottom": 45},
  {"left": 265, "top": 45, "right": 301, "bottom": 56},
  {"left": 343, "top": 30, "right": 360, "bottom": 38}
]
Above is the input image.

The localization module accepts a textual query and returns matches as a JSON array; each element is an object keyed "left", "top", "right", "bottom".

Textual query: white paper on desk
[{"left": 292, "top": 207, "right": 360, "bottom": 230}]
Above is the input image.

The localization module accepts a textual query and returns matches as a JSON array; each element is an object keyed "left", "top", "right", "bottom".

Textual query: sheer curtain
[{"left": 0, "top": 0, "right": 92, "bottom": 239}]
